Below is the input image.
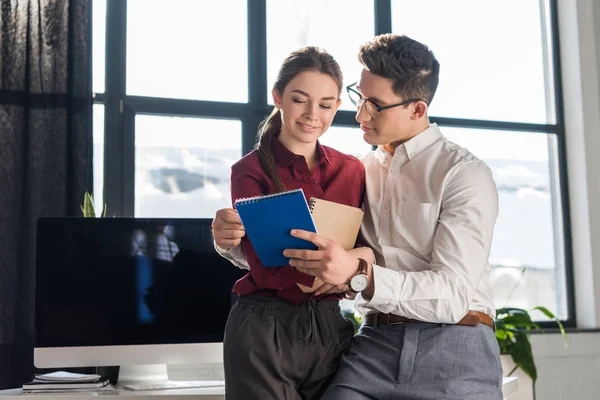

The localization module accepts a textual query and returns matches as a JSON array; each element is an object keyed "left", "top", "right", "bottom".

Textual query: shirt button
[
  {"left": 303, "top": 176, "right": 311, "bottom": 182},
  {"left": 384, "top": 204, "right": 390, "bottom": 210}
]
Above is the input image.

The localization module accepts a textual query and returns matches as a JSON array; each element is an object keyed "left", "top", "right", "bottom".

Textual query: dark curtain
[{"left": 0, "top": 0, "right": 91, "bottom": 389}]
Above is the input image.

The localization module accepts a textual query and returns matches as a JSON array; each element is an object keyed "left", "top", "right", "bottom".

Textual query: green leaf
[
  {"left": 496, "top": 307, "right": 529, "bottom": 316},
  {"left": 495, "top": 329, "right": 508, "bottom": 340},
  {"left": 341, "top": 310, "right": 362, "bottom": 334},
  {"left": 533, "top": 306, "right": 568, "bottom": 348},
  {"left": 102, "top": 203, "right": 107, "bottom": 217},
  {"left": 511, "top": 331, "right": 537, "bottom": 382},
  {"left": 85, "top": 192, "right": 97, "bottom": 217},
  {"left": 501, "top": 313, "right": 535, "bottom": 329}
]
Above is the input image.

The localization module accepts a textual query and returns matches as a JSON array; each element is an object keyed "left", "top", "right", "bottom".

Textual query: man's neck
[{"left": 384, "top": 121, "right": 430, "bottom": 155}]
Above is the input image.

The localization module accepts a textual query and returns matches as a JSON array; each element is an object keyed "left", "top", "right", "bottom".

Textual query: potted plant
[
  {"left": 80, "top": 191, "right": 106, "bottom": 217},
  {"left": 495, "top": 306, "right": 567, "bottom": 383}
]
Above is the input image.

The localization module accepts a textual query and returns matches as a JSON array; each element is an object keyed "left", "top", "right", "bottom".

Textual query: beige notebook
[{"left": 309, "top": 198, "right": 364, "bottom": 250}]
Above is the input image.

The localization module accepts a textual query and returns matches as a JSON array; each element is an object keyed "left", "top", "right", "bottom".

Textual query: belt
[{"left": 364, "top": 310, "right": 494, "bottom": 330}]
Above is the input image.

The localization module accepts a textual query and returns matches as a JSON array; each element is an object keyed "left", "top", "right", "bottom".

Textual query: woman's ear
[
  {"left": 334, "top": 98, "right": 342, "bottom": 111},
  {"left": 272, "top": 89, "right": 282, "bottom": 109}
]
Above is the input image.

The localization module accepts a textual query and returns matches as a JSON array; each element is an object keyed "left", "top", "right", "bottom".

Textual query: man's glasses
[{"left": 346, "top": 82, "right": 427, "bottom": 119}]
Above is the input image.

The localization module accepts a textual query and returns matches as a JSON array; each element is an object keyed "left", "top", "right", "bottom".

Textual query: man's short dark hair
[{"left": 358, "top": 34, "right": 440, "bottom": 105}]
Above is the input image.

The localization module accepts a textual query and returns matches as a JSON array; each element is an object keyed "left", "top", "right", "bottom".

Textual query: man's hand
[
  {"left": 212, "top": 208, "right": 245, "bottom": 250},
  {"left": 284, "top": 229, "right": 360, "bottom": 286}
]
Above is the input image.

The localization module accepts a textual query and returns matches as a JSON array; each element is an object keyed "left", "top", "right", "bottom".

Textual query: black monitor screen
[{"left": 35, "top": 218, "right": 246, "bottom": 348}]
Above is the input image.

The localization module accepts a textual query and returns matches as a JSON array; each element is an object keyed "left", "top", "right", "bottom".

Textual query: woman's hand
[{"left": 212, "top": 208, "right": 245, "bottom": 250}]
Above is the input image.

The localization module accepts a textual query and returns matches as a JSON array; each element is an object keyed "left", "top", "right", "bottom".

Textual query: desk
[
  {"left": 0, "top": 387, "right": 225, "bottom": 399},
  {"left": 0, "top": 377, "right": 517, "bottom": 399}
]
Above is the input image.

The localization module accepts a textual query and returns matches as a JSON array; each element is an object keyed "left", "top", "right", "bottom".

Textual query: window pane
[
  {"left": 267, "top": 0, "right": 374, "bottom": 110},
  {"left": 92, "top": 0, "right": 106, "bottom": 94},
  {"left": 92, "top": 104, "right": 105, "bottom": 215},
  {"left": 134, "top": 115, "right": 242, "bottom": 218},
  {"left": 319, "top": 126, "right": 372, "bottom": 158},
  {"left": 442, "top": 127, "right": 567, "bottom": 320},
  {"left": 391, "top": 0, "right": 555, "bottom": 124},
  {"left": 126, "top": 0, "right": 248, "bottom": 102}
]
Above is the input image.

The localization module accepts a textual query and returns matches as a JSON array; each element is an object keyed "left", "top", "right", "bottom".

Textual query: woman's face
[{"left": 273, "top": 71, "right": 341, "bottom": 146}]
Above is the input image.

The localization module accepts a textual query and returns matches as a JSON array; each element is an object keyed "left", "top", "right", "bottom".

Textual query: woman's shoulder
[{"left": 231, "top": 149, "right": 260, "bottom": 171}]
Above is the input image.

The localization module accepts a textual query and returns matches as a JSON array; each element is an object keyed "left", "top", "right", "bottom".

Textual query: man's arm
[{"left": 360, "top": 161, "right": 499, "bottom": 323}]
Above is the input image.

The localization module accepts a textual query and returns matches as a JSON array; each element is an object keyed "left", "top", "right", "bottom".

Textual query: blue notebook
[{"left": 234, "top": 188, "right": 318, "bottom": 267}]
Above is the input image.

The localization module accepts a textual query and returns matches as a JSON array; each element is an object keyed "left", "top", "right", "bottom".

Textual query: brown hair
[
  {"left": 358, "top": 34, "right": 440, "bottom": 105},
  {"left": 256, "top": 47, "right": 343, "bottom": 193}
]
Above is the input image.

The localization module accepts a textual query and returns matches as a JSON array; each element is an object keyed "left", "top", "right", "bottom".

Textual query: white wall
[{"left": 525, "top": 0, "right": 600, "bottom": 399}]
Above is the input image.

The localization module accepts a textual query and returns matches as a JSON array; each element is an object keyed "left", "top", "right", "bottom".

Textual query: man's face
[{"left": 355, "top": 69, "right": 425, "bottom": 147}]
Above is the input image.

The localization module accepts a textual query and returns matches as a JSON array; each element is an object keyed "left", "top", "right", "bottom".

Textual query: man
[{"left": 213, "top": 34, "right": 502, "bottom": 399}]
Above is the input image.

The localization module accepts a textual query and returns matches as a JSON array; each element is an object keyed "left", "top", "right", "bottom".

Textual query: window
[
  {"left": 390, "top": 0, "right": 571, "bottom": 321},
  {"left": 319, "top": 126, "right": 372, "bottom": 159},
  {"left": 266, "top": 0, "right": 374, "bottom": 110},
  {"left": 391, "top": 0, "right": 555, "bottom": 124},
  {"left": 92, "top": 104, "right": 105, "bottom": 215},
  {"left": 442, "top": 128, "right": 567, "bottom": 319},
  {"left": 93, "top": 0, "right": 573, "bottom": 324},
  {"left": 134, "top": 115, "right": 242, "bottom": 218},
  {"left": 92, "top": 0, "right": 106, "bottom": 94},
  {"left": 126, "top": 0, "right": 248, "bottom": 102}
]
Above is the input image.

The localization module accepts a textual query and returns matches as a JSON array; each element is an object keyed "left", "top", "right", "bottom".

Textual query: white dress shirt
[
  {"left": 216, "top": 123, "right": 498, "bottom": 323},
  {"left": 355, "top": 123, "right": 498, "bottom": 322}
]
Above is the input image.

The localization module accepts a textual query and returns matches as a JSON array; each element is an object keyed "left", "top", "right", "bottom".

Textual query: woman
[{"left": 223, "top": 46, "right": 373, "bottom": 400}]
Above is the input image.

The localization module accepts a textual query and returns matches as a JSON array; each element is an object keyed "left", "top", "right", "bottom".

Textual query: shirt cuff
[
  {"left": 359, "top": 264, "right": 405, "bottom": 315},
  {"left": 213, "top": 241, "right": 249, "bottom": 270},
  {"left": 214, "top": 242, "right": 233, "bottom": 255}
]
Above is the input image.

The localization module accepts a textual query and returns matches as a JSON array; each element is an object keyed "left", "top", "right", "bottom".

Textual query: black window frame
[{"left": 93, "top": 0, "right": 575, "bottom": 327}]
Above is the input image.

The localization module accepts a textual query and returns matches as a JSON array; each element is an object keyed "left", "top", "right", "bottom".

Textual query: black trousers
[{"left": 223, "top": 295, "right": 354, "bottom": 400}]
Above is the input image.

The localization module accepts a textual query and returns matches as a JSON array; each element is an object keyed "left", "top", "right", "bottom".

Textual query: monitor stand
[{"left": 117, "top": 364, "right": 168, "bottom": 383}]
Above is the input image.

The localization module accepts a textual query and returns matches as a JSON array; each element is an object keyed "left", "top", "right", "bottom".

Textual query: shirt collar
[
  {"left": 377, "top": 123, "right": 443, "bottom": 161},
  {"left": 271, "top": 136, "right": 333, "bottom": 168},
  {"left": 402, "top": 123, "right": 443, "bottom": 160},
  {"left": 316, "top": 141, "right": 333, "bottom": 167}
]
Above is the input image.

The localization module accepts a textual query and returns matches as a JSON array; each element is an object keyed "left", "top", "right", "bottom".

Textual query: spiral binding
[
  {"left": 308, "top": 197, "right": 317, "bottom": 213},
  {"left": 234, "top": 188, "right": 304, "bottom": 205}
]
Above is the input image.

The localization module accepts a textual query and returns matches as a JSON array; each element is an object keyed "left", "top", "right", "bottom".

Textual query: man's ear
[
  {"left": 411, "top": 101, "right": 428, "bottom": 120},
  {"left": 272, "top": 89, "right": 282, "bottom": 109}
]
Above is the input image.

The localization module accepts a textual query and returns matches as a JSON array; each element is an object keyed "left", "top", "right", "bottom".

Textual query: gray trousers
[
  {"left": 223, "top": 295, "right": 354, "bottom": 400},
  {"left": 322, "top": 322, "right": 503, "bottom": 400}
]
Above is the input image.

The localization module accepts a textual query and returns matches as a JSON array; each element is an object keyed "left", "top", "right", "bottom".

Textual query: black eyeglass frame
[{"left": 346, "top": 82, "right": 428, "bottom": 114}]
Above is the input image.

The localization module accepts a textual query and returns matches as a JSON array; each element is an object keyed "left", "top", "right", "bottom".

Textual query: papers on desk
[
  {"left": 33, "top": 371, "right": 102, "bottom": 382},
  {"left": 22, "top": 386, "right": 116, "bottom": 394},
  {"left": 22, "top": 371, "right": 115, "bottom": 393}
]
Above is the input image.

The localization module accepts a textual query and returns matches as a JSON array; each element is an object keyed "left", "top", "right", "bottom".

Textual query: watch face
[{"left": 350, "top": 274, "right": 369, "bottom": 292}]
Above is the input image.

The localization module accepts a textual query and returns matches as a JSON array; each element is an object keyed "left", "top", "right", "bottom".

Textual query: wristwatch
[{"left": 349, "top": 258, "right": 369, "bottom": 293}]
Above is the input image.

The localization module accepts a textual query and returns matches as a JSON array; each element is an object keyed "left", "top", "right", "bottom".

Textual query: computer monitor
[{"left": 34, "top": 217, "right": 245, "bottom": 381}]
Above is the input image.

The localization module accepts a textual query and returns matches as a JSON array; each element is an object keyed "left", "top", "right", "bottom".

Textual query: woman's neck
[{"left": 276, "top": 135, "right": 319, "bottom": 171}]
